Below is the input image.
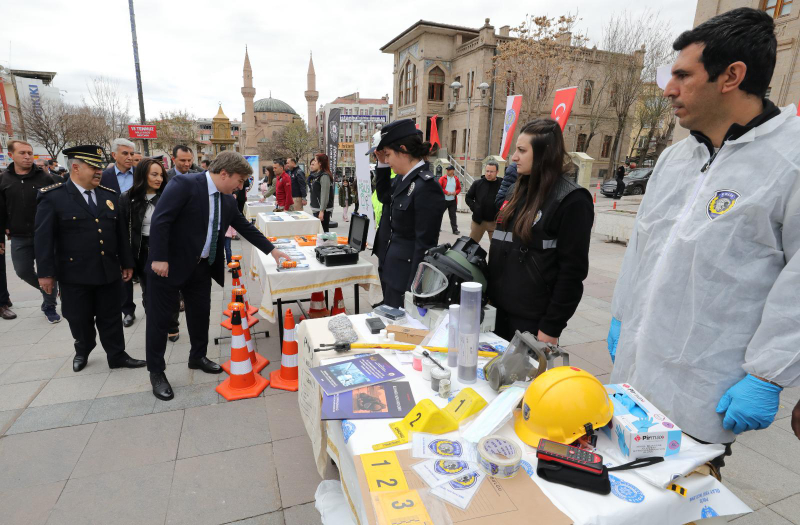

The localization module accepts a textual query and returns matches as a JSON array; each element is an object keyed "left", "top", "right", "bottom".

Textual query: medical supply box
[
  {"left": 314, "top": 213, "right": 369, "bottom": 267},
  {"left": 603, "top": 383, "right": 682, "bottom": 459}
]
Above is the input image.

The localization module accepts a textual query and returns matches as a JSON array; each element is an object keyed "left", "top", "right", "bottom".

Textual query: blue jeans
[
  {"left": 10, "top": 236, "right": 58, "bottom": 310},
  {"left": 224, "top": 237, "right": 232, "bottom": 263}
]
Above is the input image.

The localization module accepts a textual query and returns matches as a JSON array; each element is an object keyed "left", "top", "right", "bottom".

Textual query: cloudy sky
[{"left": 1, "top": 0, "right": 697, "bottom": 124}]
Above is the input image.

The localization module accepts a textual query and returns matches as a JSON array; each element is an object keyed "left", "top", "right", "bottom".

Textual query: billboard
[{"left": 128, "top": 125, "right": 158, "bottom": 139}]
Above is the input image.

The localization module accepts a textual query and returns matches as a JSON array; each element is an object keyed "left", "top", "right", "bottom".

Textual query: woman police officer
[
  {"left": 372, "top": 119, "right": 446, "bottom": 307},
  {"left": 488, "top": 119, "right": 594, "bottom": 343}
]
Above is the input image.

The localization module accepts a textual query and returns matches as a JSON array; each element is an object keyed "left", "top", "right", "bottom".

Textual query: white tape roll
[{"left": 477, "top": 435, "right": 522, "bottom": 479}]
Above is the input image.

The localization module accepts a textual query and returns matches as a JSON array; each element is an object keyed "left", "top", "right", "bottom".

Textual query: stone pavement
[{"left": 0, "top": 193, "right": 798, "bottom": 524}]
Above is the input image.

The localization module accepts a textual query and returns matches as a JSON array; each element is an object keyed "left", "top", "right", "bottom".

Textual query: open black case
[{"left": 314, "top": 213, "right": 370, "bottom": 267}]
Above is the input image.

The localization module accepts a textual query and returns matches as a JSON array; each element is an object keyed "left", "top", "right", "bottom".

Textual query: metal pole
[
  {"left": 128, "top": 0, "right": 149, "bottom": 155},
  {"left": 465, "top": 95, "right": 472, "bottom": 177}
]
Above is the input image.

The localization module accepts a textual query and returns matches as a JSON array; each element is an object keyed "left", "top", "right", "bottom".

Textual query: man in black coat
[
  {"left": 145, "top": 151, "right": 289, "bottom": 400},
  {"left": 465, "top": 161, "right": 502, "bottom": 243},
  {"left": 167, "top": 144, "right": 199, "bottom": 182},
  {"left": 35, "top": 145, "right": 145, "bottom": 372}
]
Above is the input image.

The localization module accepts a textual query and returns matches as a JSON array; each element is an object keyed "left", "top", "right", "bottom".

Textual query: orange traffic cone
[
  {"left": 308, "top": 291, "right": 329, "bottom": 319},
  {"left": 613, "top": 201, "right": 617, "bottom": 210},
  {"left": 221, "top": 288, "right": 268, "bottom": 374},
  {"left": 224, "top": 285, "right": 259, "bottom": 319},
  {"left": 270, "top": 310, "right": 299, "bottom": 391},
  {"left": 228, "top": 261, "right": 242, "bottom": 289},
  {"left": 217, "top": 303, "right": 269, "bottom": 400},
  {"left": 593, "top": 192, "right": 597, "bottom": 204},
  {"left": 330, "top": 287, "right": 346, "bottom": 316}
]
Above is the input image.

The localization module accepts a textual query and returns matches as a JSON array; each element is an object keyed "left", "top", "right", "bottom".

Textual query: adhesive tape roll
[{"left": 477, "top": 435, "right": 522, "bottom": 479}]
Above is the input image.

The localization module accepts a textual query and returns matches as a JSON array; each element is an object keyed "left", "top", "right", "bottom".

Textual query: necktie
[
  {"left": 84, "top": 190, "right": 97, "bottom": 216},
  {"left": 208, "top": 192, "right": 219, "bottom": 265}
]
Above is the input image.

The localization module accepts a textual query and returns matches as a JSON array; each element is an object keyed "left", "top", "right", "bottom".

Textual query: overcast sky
[{"left": 0, "top": 0, "right": 697, "bottom": 125}]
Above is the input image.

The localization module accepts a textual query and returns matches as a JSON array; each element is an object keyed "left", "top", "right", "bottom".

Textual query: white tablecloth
[
  {"left": 244, "top": 201, "right": 274, "bottom": 221},
  {"left": 248, "top": 247, "right": 382, "bottom": 323},
  {"left": 297, "top": 315, "right": 750, "bottom": 525},
  {"left": 256, "top": 211, "right": 322, "bottom": 238}
]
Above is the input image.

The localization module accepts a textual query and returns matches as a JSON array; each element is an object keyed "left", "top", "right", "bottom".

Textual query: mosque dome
[{"left": 253, "top": 96, "right": 298, "bottom": 115}]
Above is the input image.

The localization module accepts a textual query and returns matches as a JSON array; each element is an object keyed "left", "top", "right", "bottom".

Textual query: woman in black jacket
[
  {"left": 308, "top": 153, "right": 334, "bottom": 232},
  {"left": 120, "top": 158, "right": 180, "bottom": 342},
  {"left": 488, "top": 119, "right": 594, "bottom": 342}
]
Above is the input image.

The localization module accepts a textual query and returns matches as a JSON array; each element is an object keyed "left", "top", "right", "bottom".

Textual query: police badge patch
[
  {"left": 408, "top": 182, "right": 415, "bottom": 196},
  {"left": 707, "top": 190, "right": 740, "bottom": 220}
]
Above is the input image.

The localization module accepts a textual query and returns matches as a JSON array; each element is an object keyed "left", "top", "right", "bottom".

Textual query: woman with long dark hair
[
  {"left": 308, "top": 153, "right": 334, "bottom": 232},
  {"left": 488, "top": 119, "right": 593, "bottom": 342},
  {"left": 120, "top": 158, "right": 180, "bottom": 342},
  {"left": 372, "top": 119, "right": 446, "bottom": 307}
]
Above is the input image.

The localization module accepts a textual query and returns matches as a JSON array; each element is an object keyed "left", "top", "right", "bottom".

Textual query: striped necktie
[{"left": 208, "top": 192, "right": 220, "bottom": 264}]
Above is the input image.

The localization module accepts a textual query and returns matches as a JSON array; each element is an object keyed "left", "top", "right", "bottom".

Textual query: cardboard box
[
  {"left": 603, "top": 383, "right": 683, "bottom": 459},
  {"left": 386, "top": 325, "right": 429, "bottom": 345},
  {"left": 354, "top": 449, "right": 572, "bottom": 525},
  {"left": 404, "top": 292, "right": 496, "bottom": 333}
]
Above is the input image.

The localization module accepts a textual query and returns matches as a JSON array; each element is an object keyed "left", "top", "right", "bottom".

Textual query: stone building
[
  {"left": 672, "top": 0, "right": 800, "bottom": 143},
  {"left": 240, "top": 48, "right": 304, "bottom": 174},
  {"left": 317, "top": 93, "right": 390, "bottom": 178},
  {"left": 380, "top": 19, "right": 641, "bottom": 180}
]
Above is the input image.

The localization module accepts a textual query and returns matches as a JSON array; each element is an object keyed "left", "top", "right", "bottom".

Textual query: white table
[
  {"left": 256, "top": 211, "right": 322, "bottom": 238},
  {"left": 248, "top": 246, "right": 382, "bottom": 331},
  {"left": 244, "top": 201, "right": 274, "bottom": 221},
  {"left": 297, "top": 315, "right": 750, "bottom": 525}
]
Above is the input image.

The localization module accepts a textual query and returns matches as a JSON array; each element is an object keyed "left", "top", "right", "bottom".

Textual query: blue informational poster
[
  {"left": 310, "top": 354, "right": 404, "bottom": 396},
  {"left": 321, "top": 381, "right": 416, "bottom": 420}
]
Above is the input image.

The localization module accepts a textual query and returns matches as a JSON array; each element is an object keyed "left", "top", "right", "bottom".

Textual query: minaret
[
  {"left": 241, "top": 47, "right": 257, "bottom": 154},
  {"left": 304, "top": 52, "right": 319, "bottom": 132}
]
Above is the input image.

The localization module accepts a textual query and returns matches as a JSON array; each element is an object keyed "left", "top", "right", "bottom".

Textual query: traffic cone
[
  {"left": 613, "top": 201, "right": 617, "bottom": 210},
  {"left": 221, "top": 289, "right": 268, "bottom": 374},
  {"left": 224, "top": 284, "right": 259, "bottom": 319},
  {"left": 228, "top": 261, "right": 242, "bottom": 289},
  {"left": 593, "top": 192, "right": 597, "bottom": 203},
  {"left": 217, "top": 303, "right": 269, "bottom": 400},
  {"left": 270, "top": 309, "right": 299, "bottom": 391},
  {"left": 308, "top": 291, "right": 329, "bottom": 319},
  {"left": 330, "top": 287, "right": 346, "bottom": 316}
]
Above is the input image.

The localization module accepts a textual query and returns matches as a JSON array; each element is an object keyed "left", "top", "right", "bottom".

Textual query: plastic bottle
[
  {"left": 457, "top": 282, "right": 482, "bottom": 384},
  {"left": 447, "top": 304, "right": 460, "bottom": 368}
]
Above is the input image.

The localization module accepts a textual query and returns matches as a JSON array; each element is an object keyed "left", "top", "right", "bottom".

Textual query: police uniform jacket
[
  {"left": 374, "top": 161, "right": 446, "bottom": 293},
  {"left": 34, "top": 180, "right": 134, "bottom": 286}
]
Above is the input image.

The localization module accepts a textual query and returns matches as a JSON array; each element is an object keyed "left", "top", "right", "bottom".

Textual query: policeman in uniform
[
  {"left": 35, "top": 145, "right": 145, "bottom": 372},
  {"left": 372, "top": 119, "right": 446, "bottom": 307}
]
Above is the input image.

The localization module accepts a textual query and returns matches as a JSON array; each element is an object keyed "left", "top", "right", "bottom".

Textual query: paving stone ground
[{"left": 0, "top": 191, "right": 798, "bottom": 524}]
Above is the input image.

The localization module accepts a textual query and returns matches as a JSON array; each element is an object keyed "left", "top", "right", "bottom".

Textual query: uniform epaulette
[
  {"left": 39, "top": 182, "right": 63, "bottom": 193},
  {"left": 421, "top": 173, "right": 433, "bottom": 180},
  {"left": 98, "top": 185, "right": 116, "bottom": 193}
]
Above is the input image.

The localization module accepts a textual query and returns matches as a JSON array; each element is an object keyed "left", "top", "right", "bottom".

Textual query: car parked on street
[{"left": 601, "top": 168, "right": 653, "bottom": 197}]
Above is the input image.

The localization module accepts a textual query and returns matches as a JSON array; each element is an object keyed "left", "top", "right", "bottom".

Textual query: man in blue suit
[{"left": 145, "top": 151, "right": 290, "bottom": 400}]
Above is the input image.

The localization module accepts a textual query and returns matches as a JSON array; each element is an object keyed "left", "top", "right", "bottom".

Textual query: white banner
[
  {"left": 245, "top": 155, "right": 260, "bottom": 196},
  {"left": 354, "top": 141, "right": 376, "bottom": 246}
]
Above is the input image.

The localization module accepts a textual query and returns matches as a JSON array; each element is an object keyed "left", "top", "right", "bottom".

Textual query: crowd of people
[{"left": 0, "top": 8, "right": 797, "bottom": 478}]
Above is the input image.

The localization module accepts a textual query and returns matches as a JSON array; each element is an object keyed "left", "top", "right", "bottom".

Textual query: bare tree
[
  {"left": 602, "top": 11, "right": 674, "bottom": 175},
  {"left": 634, "top": 82, "right": 675, "bottom": 166},
  {"left": 19, "top": 97, "right": 72, "bottom": 159},
  {"left": 258, "top": 121, "right": 318, "bottom": 165},
  {"left": 84, "top": 76, "right": 131, "bottom": 155},
  {"left": 150, "top": 110, "right": 198, "bottom": 156},
  {"left": 494, "top": 14, "right": 590, "bottom": 123}
]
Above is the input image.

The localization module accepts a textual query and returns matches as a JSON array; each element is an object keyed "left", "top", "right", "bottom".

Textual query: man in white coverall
[{"left": 607, "top": 7, "right": 800, "bottom": 473}]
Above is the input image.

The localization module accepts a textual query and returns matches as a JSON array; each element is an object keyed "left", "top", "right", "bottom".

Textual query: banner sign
[
  {"left": 245, "top": 155, "right": 260, "bottom": 196},
  {"left": 128, "top": 125, "right": 157, "bottom": 139},
  {"left": 354, "top": 141, "right": 376, "bottom": 245},
  {"left": 340, "top": 115, "right": 387, "bottom": 123},
  {"left": 327, "top": 108, "right": 341, "bottom": 175},
  {"left": 499, "top": 95, "right": 523, "bottom": 158},
  {"left": 551, "top": 87, "right": 578, "bottom": 131}
]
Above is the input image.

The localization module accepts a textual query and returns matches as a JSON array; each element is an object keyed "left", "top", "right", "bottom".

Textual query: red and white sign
[
  {"left": 128, "top": 125, "right": 157, "bottom": 139},
  {"left": 499, "top": 95, "right": 523, "bottom": 158},
  {"left": 550, "top": 87, "right": 578, "bottom": 131}
]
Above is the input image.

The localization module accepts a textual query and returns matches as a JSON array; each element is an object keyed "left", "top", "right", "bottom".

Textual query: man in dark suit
[
  {"left": 166, "top": 144, "right": 198, "bottom": 182},
  {"left": 145, "top": 151, "right": 290, "bottom": 400},
  {"left": 35, "top": 145, "right": 146, "bottom": 372},
  {"left": 101, "top": 138, "right": 138, "bottom": 327}
]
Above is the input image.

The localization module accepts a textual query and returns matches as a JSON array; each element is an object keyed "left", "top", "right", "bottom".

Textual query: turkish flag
[
  {"left": 551, "top": 86, "right": 578, "bottom": 131},
  {"left": 429, "top": 115, "right": 441, "bottom": 149}
]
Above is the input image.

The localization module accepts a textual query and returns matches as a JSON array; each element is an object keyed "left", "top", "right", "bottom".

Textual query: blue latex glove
[
  {"left": 607, "top": 317, "right": 621, "bottom": 363},
  {"left": 716, "top": 375, "right": 782, "bottom": 434},
  {"left": 632, "top": 416, "right": 655, "bottom": 433}
]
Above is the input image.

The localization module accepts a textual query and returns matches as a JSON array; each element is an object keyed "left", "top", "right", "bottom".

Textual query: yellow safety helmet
[{"left": 513, "top": 366, "right": 613, "bottom": 447}]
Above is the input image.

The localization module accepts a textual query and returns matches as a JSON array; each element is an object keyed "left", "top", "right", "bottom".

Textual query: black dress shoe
[
  {"left": 73, "top": 355, "right": 88, "bottom": 372},
  {"left": 109, "top": 353, "right": 146, "bottom": 369},
  {"left": 168, "top": 334, "right": 180, "bottom": 342},
  {"left": 188, "top": 357, "right": 223, "bottom": 374},
  {"left": 150, "top": 372, "right": 174, "bottom": 401},
  {"left": 123, "top": 314, "right": 135, "bottom": 328}
]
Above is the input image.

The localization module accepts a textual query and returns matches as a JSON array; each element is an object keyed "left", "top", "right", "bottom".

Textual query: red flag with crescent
[
  {"left": 551, "top": 86, "right": 578, "bottom": 131},
  {"left": 499, "top": 95, "right": 523, "bottom": 158},
  {"left": 429, "top": 115, "right": 441, "bottom": 149}
]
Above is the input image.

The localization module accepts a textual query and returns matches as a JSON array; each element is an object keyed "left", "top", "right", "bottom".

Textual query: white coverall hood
[{"left": 610, "top": 104, "right": 800, "bottom": 443}]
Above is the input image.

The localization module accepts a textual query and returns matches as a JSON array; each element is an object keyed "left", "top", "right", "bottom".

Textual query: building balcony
[{"left": 456, "top": 38, "right": 481, "bottom": 57}]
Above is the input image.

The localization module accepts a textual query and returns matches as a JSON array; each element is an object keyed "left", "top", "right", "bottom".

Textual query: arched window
[
  {"left": 763, "top": 0, "right": 793, "bottom": 18},
  {"left": 412, "top": 64, "right": 418, "bottom": 103},
  {"left": 399, "top": 70, "right": 405, "bottom": 106},
  {"left": 428, "top": 66, "right": 445, "bottom": 101},
  {"left": 405, "top": 62, "right": 413, "bottom": 106}
]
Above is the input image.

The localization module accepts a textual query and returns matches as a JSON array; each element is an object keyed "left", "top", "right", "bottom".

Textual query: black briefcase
[{"left": 314, "top": 213, "right": 370, "bottom": 267}]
